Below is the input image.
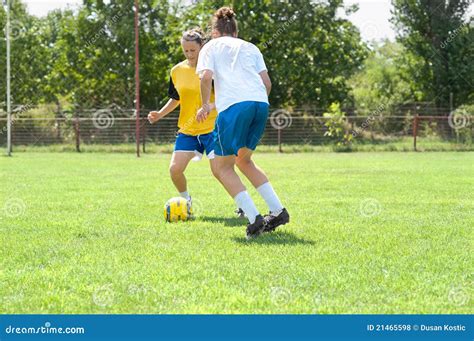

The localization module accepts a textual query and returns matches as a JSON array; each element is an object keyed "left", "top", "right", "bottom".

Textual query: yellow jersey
[{"left": 169, "top": 60, "right": 218, "bottom": 136}]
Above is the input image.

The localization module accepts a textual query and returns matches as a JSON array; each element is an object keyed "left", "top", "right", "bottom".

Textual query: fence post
[
  {"left": 278, "top": 128, "right": 282, "bottom": 153},
  {"left": 413, "top": 115, "right": 418, "bottom": 151},
  {"left": 142, "top": 117, "right": 147, "bottom": 153},
  {"left": 74, "top": 115, "right": 81, "bottom": 152}
]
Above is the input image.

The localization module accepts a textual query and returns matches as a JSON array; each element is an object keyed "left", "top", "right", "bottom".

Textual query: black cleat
[
  {"left": 264, "top": 208, "right": 290, "bottom": 232},
  {"left": 246, "top": 215, "right": 266, "bottom": 240},
  {"left": 235, "top": 208, "right": 246, "bottom": 218}
]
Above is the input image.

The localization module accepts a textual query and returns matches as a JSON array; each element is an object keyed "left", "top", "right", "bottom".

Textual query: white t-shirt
[{"left": 196, "top": 36, "right": 269, "bottom": 113}]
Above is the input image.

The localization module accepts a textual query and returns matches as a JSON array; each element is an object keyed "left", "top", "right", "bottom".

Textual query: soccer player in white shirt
[{"left": 196, "top": 7, "right": 289, "bottom": 239}]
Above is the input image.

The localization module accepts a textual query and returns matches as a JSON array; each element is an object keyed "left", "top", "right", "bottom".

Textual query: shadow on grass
[
  {"left": 232, "top": 231, "right": 315, "bottom": 246},
  {"left": 199, "top": 216, "right": 246, "bottom": 227}
]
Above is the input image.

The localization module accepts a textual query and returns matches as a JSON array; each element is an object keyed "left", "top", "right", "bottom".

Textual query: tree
[
  {"left": 348, "top": 41, "right": 424, "bottom": 112},
  {"left": 185, "top": 0, "right": 368, "bottom": 109},
  {"left": 0, "top": 0, "right": 51, "bottom": 107},
  {"left": 2, "top": 0, "right": 368, "bottom": 114},
  {"left": 391, "top": 0, "right": 474, "bottom": 108}
]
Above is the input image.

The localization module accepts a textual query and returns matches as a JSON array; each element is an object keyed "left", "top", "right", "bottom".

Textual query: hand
[
  {"left": 148, "top": 111, "right": 161, "bottom": 124},
  {"left": 196, "top": 104, "right": 211, "bottom": 123}
]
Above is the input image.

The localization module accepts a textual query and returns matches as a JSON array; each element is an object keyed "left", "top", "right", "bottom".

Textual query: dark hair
[
  {"left": 181, "top": 28, "right": 205, "bottom": 45},
  {"left": 212, "top": 7, "right": 238, "bottom": 36}
]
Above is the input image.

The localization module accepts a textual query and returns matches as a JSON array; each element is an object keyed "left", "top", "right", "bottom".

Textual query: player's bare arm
[
  {"left": 259, "top": 70, "right": 272, "bottom": 96},
  {"left": 197, "top": 69, "right": 213, "bottom": 123},
  {"left": 148, "top": 98, "right": 180, "bottom": 124}
]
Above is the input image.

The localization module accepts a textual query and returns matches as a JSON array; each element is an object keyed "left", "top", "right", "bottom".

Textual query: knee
[
  {"left": 169, "top": 163, "right": 184, "bottom": 177},
  {"left": 211, "top": 166, "right": 220, "bottom": 180},
  {"left": 236, "top": 157, "right": 252, "bottom": 171}
]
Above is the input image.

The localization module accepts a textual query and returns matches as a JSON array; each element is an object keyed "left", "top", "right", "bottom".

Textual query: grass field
[
  {"left": 1, "top": 151, "right": 473, "bottom": 314},
  {"left": 8, "top": 135, "right": 474, "bottom": 154}
]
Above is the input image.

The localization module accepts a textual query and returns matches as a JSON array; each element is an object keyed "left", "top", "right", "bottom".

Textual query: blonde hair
[{"left": 181, "top": 28, "right": 205, "bottom": 45}]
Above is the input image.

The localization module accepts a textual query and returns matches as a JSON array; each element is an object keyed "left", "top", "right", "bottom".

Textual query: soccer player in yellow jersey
[{"left": 148, "top": 29, "right": 219, "bottom": 207}]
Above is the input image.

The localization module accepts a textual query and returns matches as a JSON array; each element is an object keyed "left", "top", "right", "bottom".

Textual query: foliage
[
  {"left": 1, "top": 0, "right": 368, "bottom": 111},
  {"left": 348, "top": 41, "right": 424, "bottom": 112},
  {"left": 186, "top": 0, "right": 368, "bottom": 108},
  {"left": 323, "top": 102, "right": 352, "bottom": 146},
  {"left": 391, "top": 0, "right": 474, "bottom": 108},
  {"left": 2, "top": 0, "right": 473, "bottom": 116}
]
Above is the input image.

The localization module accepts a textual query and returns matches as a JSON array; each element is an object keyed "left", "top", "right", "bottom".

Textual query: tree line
[{"left": 0, "top": 0, "right": 472, "bottom": 116}]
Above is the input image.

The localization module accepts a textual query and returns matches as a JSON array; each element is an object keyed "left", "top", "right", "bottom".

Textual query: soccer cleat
[
  {"left": 263, "top": 208, "right": 289, "bottom": 232},
  {"left": 246, "top": 215, "right": 266, "bottom": 240},
  {"left": 235, "top": 208, "right": 246, "bottom": 218}
]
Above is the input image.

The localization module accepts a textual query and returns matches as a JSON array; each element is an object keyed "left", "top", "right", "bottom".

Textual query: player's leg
[
  {"left": 236, "top": 148, "right": 268, "bottom": 188},
  {"left": 171, "top": 133, "right": 201, "bottom": 200},
  {"left": 215, "top": 155, "right": 264, "bottom": 238},
  {"left": 199, "top": 132, "right": 220, "bottom": 181},
  {"left": 236, "top": 148, "right": 284, "bottom": 214},
  {"left": 211, "top": 157, "right": 245, "bottom": 218},
  {"left": 203, "top": 132, "right": 244, "bottom": 217},
  {"left": 208, "top": 158, "right": 220, "bottom": 181},
  {"left": 214, "top": 155, "right": 244, "bottom": 198},
  {"left": 238, "top": 102, "right": 289, "bottom": 231},
  {"left": 213, "top": 103, "right": 265, "bottom": 238},
  {"left": 235, "top": 101, "right": 270, "bottom": 189},
  {"left": 169, "top": 151, "right": 195, "bottom": 200}
]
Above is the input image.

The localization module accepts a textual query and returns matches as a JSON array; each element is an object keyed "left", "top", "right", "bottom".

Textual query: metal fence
[{"left": 0, "top": 107, "right": 472, "bottom": 152}]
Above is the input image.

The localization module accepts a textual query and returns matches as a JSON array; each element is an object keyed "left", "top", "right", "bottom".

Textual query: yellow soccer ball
[{"left": 164, "top": 197, "right": 192, "bottom": 222}]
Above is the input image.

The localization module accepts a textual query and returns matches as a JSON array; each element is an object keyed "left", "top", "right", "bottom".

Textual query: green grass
[
  {"left": 6, "top": 135, "right": 474, "bottom": 153},
  {"left": 1, "top": 151, "right": 473, "bottom": 314}
]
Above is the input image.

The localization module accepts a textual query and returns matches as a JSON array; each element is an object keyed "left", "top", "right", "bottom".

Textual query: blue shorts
[
  {"left": 214, "top": 101, "right": 269, "bottom": 156},
  {"left": 174, "top": 132, "right": 215, "bottom": 160}
]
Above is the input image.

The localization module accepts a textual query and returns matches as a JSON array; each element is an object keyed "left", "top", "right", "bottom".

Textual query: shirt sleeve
[
  {"left": 168, "top": 76, "right": 180, "bottom": 100},
  {"left": 255, "top": 48, "right": 267, "bottom": 73},
  {"left": 196, "top": 43, "right": 215, "bottom": 77}
]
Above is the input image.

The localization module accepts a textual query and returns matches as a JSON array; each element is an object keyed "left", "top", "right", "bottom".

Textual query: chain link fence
[{"left": 0, "top": 106, "right": 472, "bottom": 152}]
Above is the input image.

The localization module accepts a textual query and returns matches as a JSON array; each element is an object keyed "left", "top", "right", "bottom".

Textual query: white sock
[
  {"left": 257, "top": 182, "right": 283, "bottom": 214},
  {"left": 179, "top": 191, "right": 190, "bottom": 201},
  {"left": 234, "top": 191, "right": 259, "bottom": 224}
]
